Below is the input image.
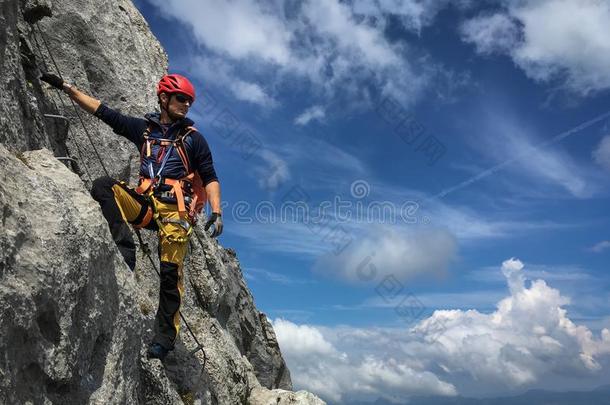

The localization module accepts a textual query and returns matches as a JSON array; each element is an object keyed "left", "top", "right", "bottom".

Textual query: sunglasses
[{"left": 174, "top": 94, "right": 193, "bottom": 104}]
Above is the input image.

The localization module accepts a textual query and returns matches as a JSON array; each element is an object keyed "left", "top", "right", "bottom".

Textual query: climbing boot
[{"left": 147, "top": 342, "right": 170, "bottom": 360}]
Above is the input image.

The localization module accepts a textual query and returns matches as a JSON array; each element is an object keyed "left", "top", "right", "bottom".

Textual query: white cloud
[
  {"left": 370, "top": 182, "right": 583, "bottom": 241},
  {"left": 428, "top": 202, "right": 578, "bottom": 240},
  {"left": 293, "top": 0, "right": 426, "bottom": 105},
  {"left": 468, "top": 263, "right": 596, "bottom": 284},
  {"left": 273, "top": 259, "right": 610, "bottom": 401},
  {"left": 253, "top": 149, "right": 290, "bottom": 191},
  {"left": 312, "top": 226, "right": 457, "bottom": 283},
  {"left": 511, "top": 140, "right": 589, "bottom": 198},
  {"left": 228, "top": 218, "right": 458, "bottom": 280},
  {"left": 147, "top": 0, "right": 436, "bottom": 107},
  {"left": 302, "top": 1, "right": 399, "bottom": 67},
  {"left": 593, "top": 135, "right": 610, "bottom": 171},
  {"left": 460, "top": 13, "right": 521, "bottom": 55},
  {"left": 227, "top": 195, "right": 458, "bottom": 283},
  {"left": 273, "top": 318, "right": 457, "bottom": 402},
  {"left": 229, "top": 80, "right": 277, "bottom": 107},
  {"left": 227, "top": 176, "right": 580, "bottom": 266},
  {"left": 274, "top": 136, "right": 368, "bottom": 178},
  {"left": 151, "top": 0, "right": 292, "bottom": 65},
  {"left": 461, "top": 0, "right": 610, "bottom": 96},
  {"left": 243, "top": 267, "right": 314, "bottom": 285},
  {"left": 409, "top": 259, "right": 610, "bottom": 388},
  {"left": 294, "top": 105, "right": 326, "bottom": 126},
  {"left": 352, "top": 0, "right": 473, "bottom": 34},
  {"left": 465, "top": 110, "right": 596, "bottom": 198},
  {"left": 189, "top": 56, "right": 278, "bottom": 107},
  {"left": 227, "top": 221, "right": 332, "bottom": 257},
  {"left": 274, "top": 319, "right": 337, "bottom": 357},
  {"left": 588, "top": 240, "right": 610, "bottom": 253}
]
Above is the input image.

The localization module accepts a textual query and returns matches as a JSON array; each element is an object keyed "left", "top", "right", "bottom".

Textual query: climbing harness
[
  {"left": 130, "top": 124, "right": 208, "bottom": 243},
  {"left": 137, "top": 127, "right": 207, "bottom": 215},
  {"left": 31, "top": 20, "right": 212, "bottom": 368}
]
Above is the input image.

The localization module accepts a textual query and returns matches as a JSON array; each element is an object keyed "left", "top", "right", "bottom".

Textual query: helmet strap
[
  {"left": 158, "top": 94, "right": 170, "bottom": 123},
  {"left": 159, "top": 94, "right": 181, "bottom": 123}
]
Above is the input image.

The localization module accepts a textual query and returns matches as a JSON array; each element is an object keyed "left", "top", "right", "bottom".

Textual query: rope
[
  {"left": 31, "top": 20, "right": 208, "bottom": 367},
  {"left": 135, "top": 230, "right": 207, "bottom": 371},
  {"left": 34, "top": 21, "right": 110, "bottom": 178}
]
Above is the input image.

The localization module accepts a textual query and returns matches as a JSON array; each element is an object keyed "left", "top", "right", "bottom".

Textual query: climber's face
[{"left": 160, "top": 92, "right": 192, "bottom": 121}]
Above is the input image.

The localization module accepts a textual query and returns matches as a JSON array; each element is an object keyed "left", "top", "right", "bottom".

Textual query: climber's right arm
[
  {"left": 63, "top": 84, "right": 101, "bottom": 114},
  {"left": 40, "top": 72, "right": 145, "bottom": 147},
  {"left": 92, "top": 104, "right": 146, "bottom": 147}
]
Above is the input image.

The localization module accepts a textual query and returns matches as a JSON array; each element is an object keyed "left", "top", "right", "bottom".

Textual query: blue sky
[{"left": 134, "top": 1, "right": 610, "bottom": 402}]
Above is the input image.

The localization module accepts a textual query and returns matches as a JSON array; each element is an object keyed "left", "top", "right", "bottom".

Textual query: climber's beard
[{"left": 168, "top": 109, "right": 186, "bottom": 121}]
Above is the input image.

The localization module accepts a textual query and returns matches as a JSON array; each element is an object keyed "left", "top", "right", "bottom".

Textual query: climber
[{"left": 40, "top": 72, "right": 223, "bottom": 361}]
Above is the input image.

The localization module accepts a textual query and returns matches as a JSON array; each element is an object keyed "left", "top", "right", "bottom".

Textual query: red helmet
[{"left": 157, "top": 74, "right": 196, "bottom": 103}]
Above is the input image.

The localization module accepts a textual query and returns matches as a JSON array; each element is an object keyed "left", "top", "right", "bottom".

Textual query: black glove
[
  {"left": 40, "top": 72, "right": 64, "bottom": 90},
  {"left": 204, "top": 212, "right": 223, "bottom": 238}
]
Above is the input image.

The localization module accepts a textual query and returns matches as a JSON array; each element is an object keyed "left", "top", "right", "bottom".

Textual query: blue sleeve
[
  {"left": 93, "top": 104, "right": 147, "bottom": 148},
  {"left": 191, "top": 131, "right": 218, "bottom": 185}
]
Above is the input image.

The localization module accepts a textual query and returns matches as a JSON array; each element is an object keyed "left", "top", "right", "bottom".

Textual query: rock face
[
  {"left": 0, "top": 1, "right": 325, "bottom": 404},
  {"left": 0, "top": 146, "right": 144, "bottom": 404},
  {"left": 249, "top": 388, "right": 327, "bottom": 405}
]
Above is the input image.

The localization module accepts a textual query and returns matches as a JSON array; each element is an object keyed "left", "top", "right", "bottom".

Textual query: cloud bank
[{"left": 274, "top": 258, "right": 610, "bottom": 402}]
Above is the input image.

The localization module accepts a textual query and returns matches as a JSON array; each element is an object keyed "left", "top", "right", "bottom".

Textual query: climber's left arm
[
  {"left": 192, "top": 132, "right": 221, "bottom": 215},
  {"left": 204, "top": 180, "right": 221, "bottom": 215}
]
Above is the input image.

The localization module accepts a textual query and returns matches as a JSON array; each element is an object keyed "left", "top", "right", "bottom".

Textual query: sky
[{"left": 133, "top": 1, "right": 610, "bottom": 403}]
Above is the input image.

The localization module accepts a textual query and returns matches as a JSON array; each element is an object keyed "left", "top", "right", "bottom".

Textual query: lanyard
[{"left": 149, "top": 143, "right": 174, "bottom": 180}]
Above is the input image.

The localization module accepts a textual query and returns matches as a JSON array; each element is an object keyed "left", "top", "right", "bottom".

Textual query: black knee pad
[
  {"left": 159, "top": 261, "right": 179, "bottom": 287},
  {"left": 90, "top": 176, "right": 117, "bottom": 202},
  {"left": 118, "top": 246, "right": 137, "bottom": 271}
]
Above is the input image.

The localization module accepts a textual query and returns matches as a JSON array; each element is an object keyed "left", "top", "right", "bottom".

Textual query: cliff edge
[{"left": 0, "top": 0, "right": 325, "bottom": 404}]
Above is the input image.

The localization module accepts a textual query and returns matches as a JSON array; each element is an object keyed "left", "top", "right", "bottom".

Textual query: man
[{"left": 41, "top": 72, "right": 223, "bottom": 360}]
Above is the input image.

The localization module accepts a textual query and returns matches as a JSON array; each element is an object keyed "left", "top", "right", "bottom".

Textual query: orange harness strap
[
  {"left": 136, "top": 177, "right": 154, "bottom": 195},
  {"left": 132, "top": 206, "right": 154, "bottom": 229},
  {"left": 162, "top": 178, "right": 187, "bottom": 217}
]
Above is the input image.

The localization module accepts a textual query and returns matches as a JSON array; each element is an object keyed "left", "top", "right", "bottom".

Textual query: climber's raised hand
[
  {"left": 40, "top": 73, "right": 101, "bottom": 114},
  {"left": 40, "top": 72, "right": 64, "bottom": 90}
]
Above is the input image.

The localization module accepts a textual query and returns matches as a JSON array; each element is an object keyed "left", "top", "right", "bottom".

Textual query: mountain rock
[{"left": 0, "top": 0, "right": 324, "bottom": 404}]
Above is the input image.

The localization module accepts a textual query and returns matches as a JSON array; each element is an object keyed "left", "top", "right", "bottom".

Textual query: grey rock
[
  {"left": 0, "top": 146, "right": 144, "bottom": 404},
  {"left": 249, "top": 387, "right": 327, "bottom": 405},
  {"left": 22, "top": 0, "right": 52, "bottom": 24},
  {"left": 0, "top": 0, "right": 325, "bottom": 403},
  {"left": 1, "top": 0, "right": 56, "bottom": 155},
  {"left": 185, "top": 234, "right": 292, "bottom": 390},
  {"left": 32, "top": 0, "right": 168, "bottom": 183},
  {"left": 0, "top": 145, "right": 324, "bottom": 404}
]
